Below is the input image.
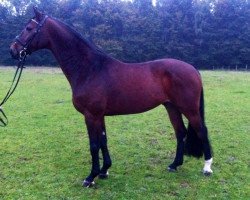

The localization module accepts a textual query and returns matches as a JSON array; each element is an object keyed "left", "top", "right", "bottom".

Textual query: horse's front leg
[
  {"left": 83, "top": 114, "right": 103, "bottom": 187},
  {"left": 99, "top": 119, "right": 112, "bottom": 179}
]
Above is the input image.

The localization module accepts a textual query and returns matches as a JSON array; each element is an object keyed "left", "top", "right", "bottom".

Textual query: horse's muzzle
[
  {"left": 10, "top": 49, "right": 19, "bottom": 60},
  {"left": 10, "top": 45, "right": 20, "bottom": 60}
]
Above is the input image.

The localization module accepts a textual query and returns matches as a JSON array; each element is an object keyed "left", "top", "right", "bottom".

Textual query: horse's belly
[
  {"left": 105, "top": 103, "right": 159, "bottom": 116},
  {"left": 105, "top": 89, "right": 167, "bottom": 115}
]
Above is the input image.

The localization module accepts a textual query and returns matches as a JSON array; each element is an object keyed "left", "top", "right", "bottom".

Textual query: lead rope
[{"left": 0, "top": 54, "right": 27, "bottom": 127}]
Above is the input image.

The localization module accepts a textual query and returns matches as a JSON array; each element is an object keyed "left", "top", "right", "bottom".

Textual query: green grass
[{"left": 0, "top": 68, "right": 249, "bottom": 199}]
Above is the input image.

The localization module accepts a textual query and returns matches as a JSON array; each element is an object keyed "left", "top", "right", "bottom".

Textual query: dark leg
[
  {"left": 200, "top": 124, "right": 212, "bottom": 160},
  {"left": 99, "top": 119, "right": 112, "bottom": 179},
  {"left": 83, "top": 115, "right": 103, "bottom": 187},
  {"left": 199, "top": 124, "right": 213, "bottom": 175},
  {"left": 164, "top": 103, "right": 187, "bottom": 171},
  {"left": 187, "top": 114, "right": 213, "bottom": 175}
]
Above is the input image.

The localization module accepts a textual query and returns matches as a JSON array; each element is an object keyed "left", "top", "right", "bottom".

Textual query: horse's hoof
[
  {"left": 168, "top": 166, "right": 177, "bottom": 172},
  {"left": 82, "top": 180, "right": 95, "bottom": 188},
  {"left": 99, "top": 171, "right": 109, "bottom": 179},
  {"left": 203, "top": 170, "right": 213, "bottom": 176}
]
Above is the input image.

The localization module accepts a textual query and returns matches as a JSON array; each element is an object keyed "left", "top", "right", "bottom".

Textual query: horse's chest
[{"left": 72, "top": 88, "right": 106, "bottom": 116}]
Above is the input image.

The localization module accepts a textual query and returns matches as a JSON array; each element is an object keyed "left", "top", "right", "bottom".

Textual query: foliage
[
  {"left": 0, "top": 68, "right": 249, "bottom": 199},
  {"left": 0, "top": 0, "right": 249, "bottom": 68}
]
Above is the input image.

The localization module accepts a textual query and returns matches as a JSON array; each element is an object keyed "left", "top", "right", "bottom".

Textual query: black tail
[{"left": 184, "top": 88, "right": 205, "bottom": 158}]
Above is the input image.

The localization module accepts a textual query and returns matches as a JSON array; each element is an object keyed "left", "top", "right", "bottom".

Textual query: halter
[
  {"left": 0, "top": 15, "right": 48, "bottom": 127},
  {"left": 15, "top": 15, "right": 48, "bottom": 59}
]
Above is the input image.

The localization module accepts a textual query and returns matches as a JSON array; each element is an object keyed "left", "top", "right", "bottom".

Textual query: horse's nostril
[{"left": 10, "top": 48, "right": 19, "bottom": 59}]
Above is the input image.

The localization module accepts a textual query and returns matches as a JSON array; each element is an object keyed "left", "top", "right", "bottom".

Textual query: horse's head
[{"left": 10, "top": 7, "right": 49, "bottom": 60}]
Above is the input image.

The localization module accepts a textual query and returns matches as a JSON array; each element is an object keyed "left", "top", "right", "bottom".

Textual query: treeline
[{"left": 0, "top": 0, "right": 249, "bottom": 69}]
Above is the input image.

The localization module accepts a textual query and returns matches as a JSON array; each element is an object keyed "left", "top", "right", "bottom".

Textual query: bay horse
[{"left": 10, "top": 8, "right": 213, "bottom": 187}]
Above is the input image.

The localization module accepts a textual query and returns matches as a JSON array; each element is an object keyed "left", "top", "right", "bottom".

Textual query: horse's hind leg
[
  {"left": 164, "top": 103, "right": 187, "bottom": 171},
  {"left": 185, "top": 113, "right": 213, "bottom": 175}
]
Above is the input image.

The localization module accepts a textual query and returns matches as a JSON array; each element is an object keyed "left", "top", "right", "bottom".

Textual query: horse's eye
[{"left": 26, "top": 27, "right": 32, "bottom": 32}]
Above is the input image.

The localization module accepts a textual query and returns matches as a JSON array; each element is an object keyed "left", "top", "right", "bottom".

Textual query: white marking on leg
[
  {"left": 203, "top": 158, "right": 213, "bottom": 174},
  {"left": 102, "top": 131, "right": 106, "bottom": 136},
  {"left": 83, "top": 180, "right": 95, "bottom": 188}
]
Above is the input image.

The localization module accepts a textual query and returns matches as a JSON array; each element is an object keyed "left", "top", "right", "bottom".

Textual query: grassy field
[{"left": 0, "top": 68, "right": 249, "bottom": 199}]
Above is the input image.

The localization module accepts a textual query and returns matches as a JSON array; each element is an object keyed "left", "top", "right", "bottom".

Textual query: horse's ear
[{"left": 33, "top": 6, "right": 43, "bottom": 21}]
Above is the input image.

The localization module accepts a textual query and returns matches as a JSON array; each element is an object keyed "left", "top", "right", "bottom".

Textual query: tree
[{"left": 0, "top": 0, "right": 249, "bottom": 68}]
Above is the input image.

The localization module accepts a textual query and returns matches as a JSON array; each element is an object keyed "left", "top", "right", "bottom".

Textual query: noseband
[{"left": 15, "top": 15, "right": 48, "bottom": 59}]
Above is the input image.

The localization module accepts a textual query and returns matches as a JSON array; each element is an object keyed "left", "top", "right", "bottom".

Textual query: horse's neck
[{"left": 47, "top": 20, "right": 104, "bottom": 89}]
